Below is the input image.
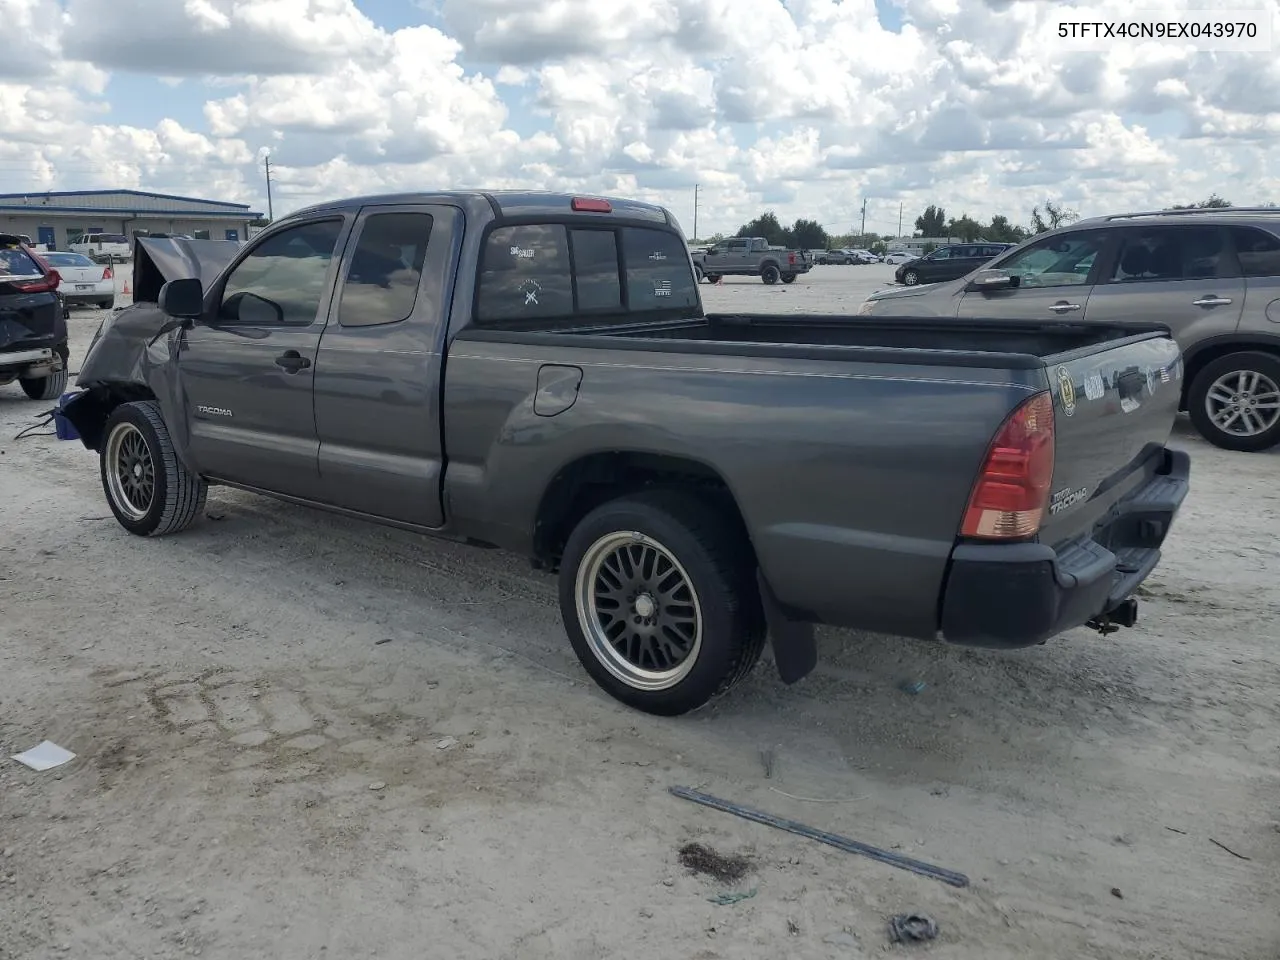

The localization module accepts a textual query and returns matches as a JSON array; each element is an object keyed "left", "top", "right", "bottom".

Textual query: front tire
[
  {"left": 100, "top": 400, "right": 208, "bottom": 536},
  {"left": 761, "top": 264, "right": 781, "bottom": 285},
  {"left": 558, "top": 489, "right": 767, "bottom": 716},
  {"left": 902, "top": 269, "right": 920, "bottom": 286},
  {"left": 19, "top": 366, "right": 68, "bottom": 401},
  {"left": 1187, "top": 351, "right": 1280, "bottom": 452}
]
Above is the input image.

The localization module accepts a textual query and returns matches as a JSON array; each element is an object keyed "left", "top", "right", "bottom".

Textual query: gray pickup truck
[
  {"left": 61, "top": 190, "right": 1190, "bottom": 717},
  {"left": 690, "top": 237, "right": 812, "bottom": 284}
]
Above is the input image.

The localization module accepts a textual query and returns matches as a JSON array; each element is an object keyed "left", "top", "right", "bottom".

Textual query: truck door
[
  {"left": 176, "top": 216, "right": 349, "bottom": 499},
  {"left": 312, "top": 204, "right": 459, "bottom": 527}
]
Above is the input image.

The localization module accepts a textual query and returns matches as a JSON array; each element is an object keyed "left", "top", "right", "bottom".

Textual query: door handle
[
  {"left": 1192, "top": 296, "right": 1232, "bottom": 307},
  {"left": 1050, "top": 302, "right": 1081, "bottom": 313},
  {"left": 274, "top": 350, "right": 311, "bottom": 372}
]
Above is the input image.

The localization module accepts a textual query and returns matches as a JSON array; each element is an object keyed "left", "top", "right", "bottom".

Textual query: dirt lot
[{"left": 1, "top": 265, "right": 1277, "bottom": 960}]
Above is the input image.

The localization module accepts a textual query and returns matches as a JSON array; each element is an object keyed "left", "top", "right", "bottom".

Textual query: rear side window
[
  {"left": 1231, "top": 226, "right": 1280, "bottom": 278},
  {"left": 0, "top": 245, "right": 41, "bottom": 277},
  {"left": 97, "top": 234, "right": 128, "bottom": 244},
  {"left": 1109, "top": 226, "right": 1232, "bottom": 282},
  {"left": 622, "top": 227, "right": 699, "bottom": 311},
  {"left": 338, "top": 212, "right": 433, "bottom": 327}
]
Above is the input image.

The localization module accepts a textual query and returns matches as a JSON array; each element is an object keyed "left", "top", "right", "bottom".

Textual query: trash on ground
[
  {"left": 11, "top": 741, "right": 76, "bottom": 771},
  {"left": 1209, "top": 837, "right": 1251, "bottom": 861},
  {"left": 899, "top": 680, "right": 927, "bottom": 695},
  {"left": 824, "top": 931, "right": 858, "bottom": 946},
  {"left": 669, "top": 785, "right": 969, "bottom": 888},
  {"left": 678, "top": 841, "right": 753, "bottom": 884},
  {"left": 707, "top": 888, "right": 757, "bottom": 906},
  {"left": 888, "top": 913, "right": 939, "bottom": 944},
  {"left": 1110, "top": 887, "right": 1124, "bottom": 899},
  {"left": 436, "top": 737, "right": 459, "bottom": 750}
]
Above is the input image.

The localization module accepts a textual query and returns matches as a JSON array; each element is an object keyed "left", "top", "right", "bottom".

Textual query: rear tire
[
  {"left": 706, "top": 274, "right": 721, "bottom": 284},
  {"left": 761, "top": 265, "right": 781, "bottom": 285},
  {"left": 694, "top": 265, "right": 705, "bottom": 283},
  {"left": 1187, "top": 351, "right": 1280, "bottom": 452},
  {"left": 100, "top": 400, "right": 208, "bottom": 536},
  {"left": 558, "top": 489, "right": 767, "bottom": 716},
  {"left": 781, "top": 274, "right": 796, "bottom": 284},
  {"left": 19, "top": 366, "right": 68, "bottom": 401},
  {"left": 98, "top": 297, "right": 115, "bottom": 309}
]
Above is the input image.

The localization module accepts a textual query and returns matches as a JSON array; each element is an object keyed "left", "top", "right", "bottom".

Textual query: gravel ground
[{"left": 1, "top": 264, "right": 1277, "bottom": 960}]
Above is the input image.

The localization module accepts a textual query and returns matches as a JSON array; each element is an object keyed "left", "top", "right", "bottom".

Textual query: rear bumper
[{"left": 939, "top": 447, "right": 1191, "bottom": 648}]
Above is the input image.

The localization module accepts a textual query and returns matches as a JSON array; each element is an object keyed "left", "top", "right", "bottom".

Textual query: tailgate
[{"left": 1038, "top": 332, "right": 1183, "bottom": 545}]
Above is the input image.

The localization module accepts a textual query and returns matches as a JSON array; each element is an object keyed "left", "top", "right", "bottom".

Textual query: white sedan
[
  {"left": 40, "top": 251, "right": 117, "bottom": 309},
  {"left": 882, "top": 252, "right": 916, "bottom": 265}
]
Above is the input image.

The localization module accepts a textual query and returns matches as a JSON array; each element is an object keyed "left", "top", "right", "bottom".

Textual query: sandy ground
[{"left": 1, "top": 265, "right": 1278, "bottom": 960}]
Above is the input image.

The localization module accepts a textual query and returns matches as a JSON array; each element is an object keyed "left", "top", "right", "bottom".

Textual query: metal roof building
[{"left": 0, "top": 189, "right": 264, "bottom": 250}]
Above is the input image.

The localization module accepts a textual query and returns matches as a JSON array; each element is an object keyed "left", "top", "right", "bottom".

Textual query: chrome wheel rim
[
  {"left": 1205, "top": 369, "right": 1280, "bottom": 437},
  {"left": 574, "top": 531, "right": 703, "bottom": 691},
  {"left": 903, "top": 271, "right": 918, "bottom": 285},
  {"left": 105, "top": 422, "right": 155, "bottom": 521}
]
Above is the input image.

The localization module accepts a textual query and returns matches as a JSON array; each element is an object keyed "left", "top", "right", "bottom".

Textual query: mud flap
[{"left": 756, "top": 569, "right": 817, "bottom": 684}]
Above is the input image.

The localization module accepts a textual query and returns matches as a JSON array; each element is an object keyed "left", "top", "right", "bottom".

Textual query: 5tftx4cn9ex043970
[{"left": 58, "top": 190, "right": 1190, "bottom": 717}]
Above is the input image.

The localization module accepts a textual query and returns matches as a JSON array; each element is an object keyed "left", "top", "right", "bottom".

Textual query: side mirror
[
  {"left": 158, "top": 277, "right": 204, "bottom": 318},
  {"left": 221, "top": 291, "right": 284, "bottom": 326},
  {"left": 965, "top": 270, "right": 1019, "bottom": 292}
]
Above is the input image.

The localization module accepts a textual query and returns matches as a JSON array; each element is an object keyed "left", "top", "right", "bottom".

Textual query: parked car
[
  {"left": 0, "top": 234, "right": 70, "bottom": 400},
  {"left": 39, "top": 251, "right": 115, "bottom": 309},
  {"left": 70, "top": 233, "right": 131, "bottom": 263},
  {"left": 818, "top": 249, "right": 856, "bottom": 265},
  {"left": 883, "top": 251, "right": 916, "bottom": 265},
  {"left": 849, "top": 249, "right": 881, "bottom": 264},
  {"left": 893, "top": 243, "right": 1015, "bottom": 286},
  {"left": 691, "top": 236, "right": 812, "bottom": 284},
  {"left": 860, "top": 207, "right": 1280, "bottom": 452},
  {"left": 60, "top": 190, "right": 1189, "bottom": 717}
]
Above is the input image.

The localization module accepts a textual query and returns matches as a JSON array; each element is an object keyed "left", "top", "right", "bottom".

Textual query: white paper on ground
[{"left": 11, "top": 741, "right": 76, "bottom": 771}]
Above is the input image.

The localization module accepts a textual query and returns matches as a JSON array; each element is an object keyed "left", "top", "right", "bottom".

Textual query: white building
[{"left": 0, "top": 189, "right": 264, "bottom": 250}]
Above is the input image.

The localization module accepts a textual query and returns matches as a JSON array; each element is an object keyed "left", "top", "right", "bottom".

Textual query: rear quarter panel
[{"left": 442, "top": 336, "right": 1037, "bottom": 640}]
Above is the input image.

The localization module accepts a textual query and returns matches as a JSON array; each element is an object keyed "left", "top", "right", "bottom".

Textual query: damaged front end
[{"left": 60, "top": 236, "right": 241, "bottom": 450}]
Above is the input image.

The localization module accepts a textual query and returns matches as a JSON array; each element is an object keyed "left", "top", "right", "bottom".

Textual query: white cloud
[{"left": 2, "top": 0, "right": 1277, "bottom": 235}]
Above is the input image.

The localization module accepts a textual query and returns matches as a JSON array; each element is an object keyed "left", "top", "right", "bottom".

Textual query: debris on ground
[
  {"left": 669, "top": 785, "right": 969, "bottom": 888},
  {"left": 1111, "top": 887, "right": 1124, "bottom": 899},
  {"left": 760, "top": 746, "right": 775, "bottom": 779},
  {"left": 786, "top": 918, "right": 800, "bottom": 935},
  {"left": 368, "top": 781, "right": 386, "bottom": 791},
  {"left": 888, "top": 913, "right": 939, "bottom": 944},
  {"left": 1208, "top": 838, "right": 1251, "bottom": 861},
  {"left": 824, "top": 931, "right": 858, "bottom": 947},
  {"left": 10, "top": 741, "right": 76, "bottom": 771},
  {"left": 707, "top": 888, "right": 757, "bottom": 906},
  {"left": 899, "top": 680, "right": 927, "bottom": 695},
  {"left": 678, "top": 842, "right": 753, "bottom": 884},
  {"left": 436, "top": 737, "right": 459, "bottom": 750}
]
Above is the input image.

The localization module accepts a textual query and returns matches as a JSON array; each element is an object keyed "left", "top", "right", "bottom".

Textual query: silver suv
[{"left": 859, "top": 207, "right": 1280, "bottom": 452}]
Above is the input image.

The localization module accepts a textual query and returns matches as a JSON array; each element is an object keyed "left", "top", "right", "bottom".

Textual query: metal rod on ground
[{"left": 668, "top": 785, "right": 970, "bottom": 889}]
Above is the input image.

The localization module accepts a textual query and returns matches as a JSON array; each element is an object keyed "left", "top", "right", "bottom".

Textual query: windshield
[{"left": 44, "top": 252, "right": 96, "bottom": 267}]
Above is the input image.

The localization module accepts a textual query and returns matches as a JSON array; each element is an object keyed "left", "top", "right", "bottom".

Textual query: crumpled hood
[{"left": 75, "top": 237, "right": 241, "bottom": 388}]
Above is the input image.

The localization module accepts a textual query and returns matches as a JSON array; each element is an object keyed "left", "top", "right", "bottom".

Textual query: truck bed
[{"left": 570, "top": 314, "right": 1169, "bottom": 367}]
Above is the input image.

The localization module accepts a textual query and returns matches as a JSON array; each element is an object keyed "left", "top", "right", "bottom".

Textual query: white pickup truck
[{"left": 69, "top": 233, "right": 132, "bottom": 263}]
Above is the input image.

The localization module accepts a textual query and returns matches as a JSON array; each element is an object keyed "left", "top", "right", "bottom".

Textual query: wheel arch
[
  {"left": 1179, "top": 334, "right": 1280, "bottom": 410},
  {"left": 61, "top": 381, "right": 159, "bottom": 451}
]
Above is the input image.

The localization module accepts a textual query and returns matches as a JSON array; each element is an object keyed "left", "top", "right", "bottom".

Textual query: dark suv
[
  {"left": 0, "top": 235, "right": 70, "bottom": 400},
  {"left": 861, "top": 207, "right": 1280, "bottom": 452},
  {"left": 895, "top": 243, "right": 1014, "bottom": 286}
]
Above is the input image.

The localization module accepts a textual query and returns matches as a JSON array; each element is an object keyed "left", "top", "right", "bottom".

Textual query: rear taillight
[
  {"left": 102, "top": 265, "right": 113, "bottom": 280},
  {"left": 960, "top": 391, "right": 1055, "bottom": 540},
  {"left": 12, "top": 269, "right": 61, "bottom": 294},
  {"left": 788, "top": 252, "right": 796, "bottom": 264}
]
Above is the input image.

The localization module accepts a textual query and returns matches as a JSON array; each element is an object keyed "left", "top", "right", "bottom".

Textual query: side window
[
  {"left": 570, "top": 229, "right": 622, "bottom": 312},
  {"left": 218, "top": 219, "right": 343, "bottom": 326},
  {"left": 622, "top": 227, "right": 699, "bottom": 312},
  {"left": 929, "top": 247, "right": 951, "bottom": 259},
  {"left": 994, "top": 231, "right": 1106, "bottom": 288},
  {"left": 1230, "top": 226, "right": 1280, "bottom": 278},
  {"left": 727, "top": 239, "right": 748, "bottom": 251},
  {"left": 338, "top": 212, "right": 433, "bottom": 327},
  {"left": 475, "top": 224, "right": 573, "bottom": 324},
  {"left": 1108, "top": 226, "right": 1230, "bottom": 283}
]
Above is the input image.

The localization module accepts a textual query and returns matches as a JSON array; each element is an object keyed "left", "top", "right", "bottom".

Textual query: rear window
[
  {"left": 1231, "top": 226, "right": 1280, "bottom": 278},
  {"left": 0, "top": 246, "right": 42, "bottom": 277},
  {"left": 475, "top": 223, "right": 696, "bottom": 326},
  {"left": 44, "top": 252, "right": 95, "bottom": 267}
]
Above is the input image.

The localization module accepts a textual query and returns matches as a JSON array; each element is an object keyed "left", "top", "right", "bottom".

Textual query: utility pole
[
  {"left": 264, "top": 154, "right": 274, "bottom": 222},
  {"left": 860, "top": 198, "right": 867, "bottom": 239},
  {"left": 693, "top": 184, "right": 699, "bottom": 241},
  {"left": 898, "top": 202, "right": 903, "bottom": 238}
]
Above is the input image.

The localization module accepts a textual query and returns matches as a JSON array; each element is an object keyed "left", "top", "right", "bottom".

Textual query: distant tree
[
  {"left": 870, "top": 240, "right": 888, "bottom": 255},
  {"left": 735, "top": 212, "right": 788, "bottom": 245},
  {"left": 705, "top": 232, "right": 726, "bottom": 244},
  {"left": 789, "top": 218, "right": 829, "bottom": 250},
  {"left": 946, "top": 214, "right": 985, "bottom": 242},
  {"left": 915, "top": 205, "right": 946, "bottom": 236},
  {"left": 987, "top": 215, "right": 1029, "bottom": 244},
  {"left": 1170, "top": 194, "right": 1232, "bottom": 209},
  {"left": 1031, "top": 200, "right": 1080, "bottom": 234}
]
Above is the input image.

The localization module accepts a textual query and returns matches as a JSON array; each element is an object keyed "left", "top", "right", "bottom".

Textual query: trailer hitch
[{"left": 1086, "top": 597, "right": 1139, "bottom": 636}]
